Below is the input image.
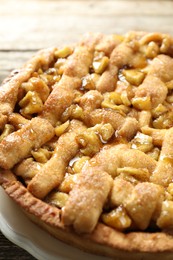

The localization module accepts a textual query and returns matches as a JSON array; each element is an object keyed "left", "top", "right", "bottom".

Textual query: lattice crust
[{"left": 1, "top": 32, "right": 173, "bottom": 257}]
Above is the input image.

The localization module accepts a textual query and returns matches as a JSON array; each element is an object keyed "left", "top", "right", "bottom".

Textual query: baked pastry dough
[{"left": 1, "top": 32, "right": 173, "bottom": 259}]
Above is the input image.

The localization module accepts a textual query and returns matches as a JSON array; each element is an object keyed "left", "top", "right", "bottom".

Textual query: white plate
[{"left": 0, "top": 187, "right": 110, "bottom": 260}]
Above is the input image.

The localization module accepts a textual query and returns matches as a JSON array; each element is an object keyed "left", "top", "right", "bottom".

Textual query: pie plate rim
[{"left": 0, "top": 186, "right": 109, "bottom": 260}]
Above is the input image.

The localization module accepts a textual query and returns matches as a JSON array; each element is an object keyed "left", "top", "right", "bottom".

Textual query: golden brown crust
[
  {"left": 1, "top": 174, "right": 173, "bottom": 259},
  {"left": 0, "top": 117, "right": 55, "bottom": 169},
  {"left": 27, "top": 120, "right": 86, "bottom": 199},
  {"left": 1, "top": 31, "right": 173, "bottom": 258},
  {"left": 0, "top": 48, "right": 56, "bottom": 116}
]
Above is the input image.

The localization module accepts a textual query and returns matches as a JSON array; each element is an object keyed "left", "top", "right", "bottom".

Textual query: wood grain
[
  {"left": 1, "top": 0, "right": 173, "bottom": 78},
  {"left": 0, "top": 0, "right": 173, "bottom": 50},
  {"left": 1, "top": 0, "right": 173, "bottom": 83},
  {"left": 0, "top": 51, "right": 36, "bottom": 83},
  {"left": 0, "top": 232, "right": 36, "bottom": 260}
]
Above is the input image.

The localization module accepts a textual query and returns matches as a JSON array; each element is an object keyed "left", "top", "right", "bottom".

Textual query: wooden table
[{"left": 0, "top": 0, "right": 173, "bottom": 259}]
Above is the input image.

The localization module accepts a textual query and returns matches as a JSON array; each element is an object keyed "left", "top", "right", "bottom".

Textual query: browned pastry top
[{"left": 1, "top": 31, "right": 173, "bottom": 257}]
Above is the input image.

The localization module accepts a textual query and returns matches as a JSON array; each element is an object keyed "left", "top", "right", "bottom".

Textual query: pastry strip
[
  {"left": 134, "top": 75, "right": 168, "bottom": 109},
  {"left": 0, "top": 118, "right": 54, "bottom": 169},
  {"left": 62, "top": 144, "right": 156, "bottom": 233},
  {"left": 89, "top": 109, "right": 138, "bottom": 140},
  {"left": 79, "top": 90, "right": 138, "bottom": 139},
  {"left": 141, "top": 126, "right": 166, "bottom": 146},
  {"left": 96, "top": 43, "right": 134, "bottom": 93},
  {"left": 14, "top": 158, "right": 42, "bottom": 180},
  {"left": 149, "top": 54, "right": 173, "bottom": 82},
  {"left": 40, "top": 75, "right": 81, "bottom": 125},
  {"left": 125, "top": 182, "right": 164, "bottom": 230},
  {"left": 62, "top": 169, "right": 113, "bottom": 234},
  {"left": 28, "top": 120, "right": 86, "bottom": 199},
  {"left": 0, "top": 48, "right": 56, "bottom": 116},
  {"left": 40, "top": 37, "right": 101, "bottom": 126},
  {"left": 150, "top": 128, "right": 173, "bottom": 187}
]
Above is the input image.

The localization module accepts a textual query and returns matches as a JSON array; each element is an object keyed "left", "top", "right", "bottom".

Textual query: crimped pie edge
[{"left": 1, "top": 170, "right": 173, "bottom": 260}]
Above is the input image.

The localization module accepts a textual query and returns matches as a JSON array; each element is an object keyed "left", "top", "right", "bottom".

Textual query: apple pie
[{"left": 1, "top": 31, "right": 173, "bottom": 259}]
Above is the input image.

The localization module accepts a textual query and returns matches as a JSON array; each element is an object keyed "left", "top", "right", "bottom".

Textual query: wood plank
[
  {"left": 0, "top": 0, "right": 173, "bottom": 16},
  {"left": 0, "top": 232, "right": 35, "bottom": 260},
  {"left": 0, "top": 51, "right": 36, "bottom": 69},
  {"left": 0, "top": 51, "right": 36, "bottom": 84},
  {"left": 1, "top": 16, "right": 173, "bottom": 50},
  {"left": 0, "top": 0, "right": 173, "bottom": 50}
]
